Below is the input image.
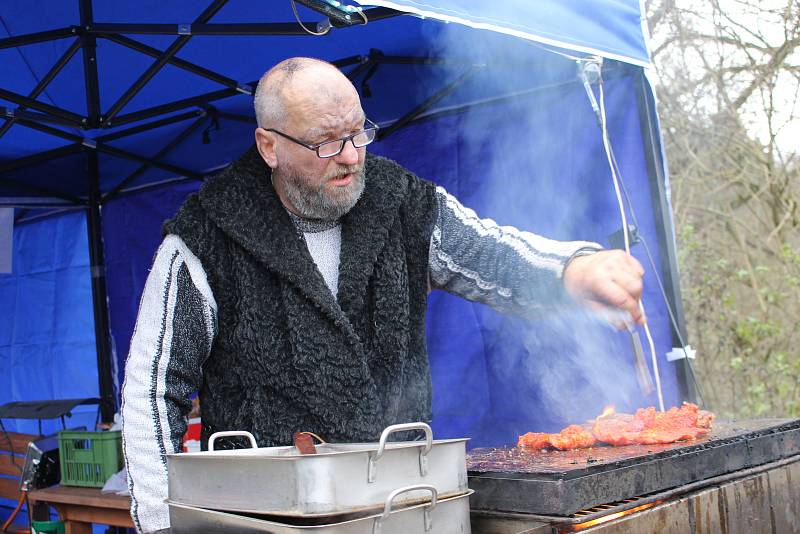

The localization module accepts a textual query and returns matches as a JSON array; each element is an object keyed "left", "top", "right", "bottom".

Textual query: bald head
[{"left": 253, "top": 57, "right": 360, "bottom": 131}]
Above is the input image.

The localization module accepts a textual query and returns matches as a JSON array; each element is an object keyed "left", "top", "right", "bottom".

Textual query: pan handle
[
  {"left": 371, "top": 484, "right": 437, "bottom": 534},
  {"left": 208, "top": 431, "right": 258, "bottom": 451},
  {"left": 368, "top": 422, "right": 433, "bottom": 483}
]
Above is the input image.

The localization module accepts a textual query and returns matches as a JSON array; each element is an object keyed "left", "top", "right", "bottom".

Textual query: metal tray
[
  {"left": 169, "top": 486, "right": 474, "bottom": 533},
  {"left": 168, "top": 423, "right": 468, "bottom": 516}
]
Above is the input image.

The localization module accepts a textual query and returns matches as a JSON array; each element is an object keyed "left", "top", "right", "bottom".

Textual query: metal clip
[
  {"left": 316, "top": 19, "right": 332, "bottom": 34},
  {"left": 178, "top": 24, "right": 191, "bottom": 35},
  {"left": 666, "top": 345, "right": 696, "bottom": 362},
  {"left": 81, "top": 138, "right": 97, "bottom": 149},
  {"left": 4, "top": 108, "right": 14, "bottom": 118},
  {"left": 236, "top": 83, "right": 253, "bottom": 95}
]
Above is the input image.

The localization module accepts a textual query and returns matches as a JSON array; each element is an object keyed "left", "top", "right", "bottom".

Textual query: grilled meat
[
  {"left": 519, "top": 403, "right": 714, "bottom": 450},
  {"left": 631, "top": 403, "right": 711, "bottom": 444},
  {"left": 518, "top": 425, "right": 597, "bottom": 450},
  {"left": 591, "top": 412, "right": 645, "bottom": 446},
  {"left": 548, "top": 424, "right": 597, "bottom": 450},
  {"left": 517, "top": 432, "right": 551, "bottom": 450}
]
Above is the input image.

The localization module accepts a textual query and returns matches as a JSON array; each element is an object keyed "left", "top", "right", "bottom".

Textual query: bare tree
[{"left": 646, "top": 0, "right": 800, "bottom": 418}]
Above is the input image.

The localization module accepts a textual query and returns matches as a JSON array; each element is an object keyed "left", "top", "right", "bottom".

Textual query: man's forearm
[{"left": 428, "top": 186, "right": 602, "bottom": 317}]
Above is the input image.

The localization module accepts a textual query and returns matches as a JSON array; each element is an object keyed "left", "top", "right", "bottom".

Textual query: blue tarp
[
  {"left": 357, "top": 0, "right": 651, "bottom": 66},
  {"left": 0, "top": 0, "right": 680, "bottom": 455},
  {"left": 0, "top": 209, "right": 12, "bottom": 272},
  {"left": 0, "top": 211, "right": 99, "bottom": 435}
]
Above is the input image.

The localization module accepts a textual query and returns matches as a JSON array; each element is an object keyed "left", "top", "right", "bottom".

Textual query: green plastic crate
[
  {"left": 31, "top": 520, "right": 65, "bottom": 534},
  {"left": 58, "top": 430, "right": 123, "bottom": 488}
]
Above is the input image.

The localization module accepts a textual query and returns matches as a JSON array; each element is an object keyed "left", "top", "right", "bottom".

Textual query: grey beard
[{"left": 278, "top": 166, "right": 365, "bottom": 221}]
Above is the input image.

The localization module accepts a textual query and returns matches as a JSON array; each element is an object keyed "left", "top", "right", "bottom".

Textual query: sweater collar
[{"left": 286, "top": 210, "right": 341, "bottom": 234}]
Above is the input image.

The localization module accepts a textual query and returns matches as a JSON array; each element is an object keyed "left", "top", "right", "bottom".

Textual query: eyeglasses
[{"left": 264, "top": 118, "right": 379, "bottom": 158}]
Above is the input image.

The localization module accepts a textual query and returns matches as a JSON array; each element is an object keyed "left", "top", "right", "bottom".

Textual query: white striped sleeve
[
  {"left": 121, "top": 234, "right": 217, "bottom": 533},
  {"left": 429, "top": 186, "right": 601, "bottom": 317}
]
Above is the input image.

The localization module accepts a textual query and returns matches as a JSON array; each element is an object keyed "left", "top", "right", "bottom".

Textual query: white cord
[
  {"left": 290, "top": 0, "right": 331, "bottom": 36},
  {"left": 595, "top": 69, "right": 665, "bottom": 412},
  {"left": 353, "top": 5, "right": 369, "bottom": 24}
]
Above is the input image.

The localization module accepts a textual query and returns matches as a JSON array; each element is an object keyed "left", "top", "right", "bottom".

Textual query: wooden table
[{"left": 28, "top": 486, "right": 134, "bottom": 534}]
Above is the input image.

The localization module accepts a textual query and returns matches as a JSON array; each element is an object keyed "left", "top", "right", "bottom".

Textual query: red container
[{"left": 182, "top": 418, "right": 201, "bottom": 452}]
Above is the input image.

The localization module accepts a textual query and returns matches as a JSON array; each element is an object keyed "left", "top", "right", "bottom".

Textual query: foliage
[{"left": 646, "top": 0, "right": 800, "bottom": 418}]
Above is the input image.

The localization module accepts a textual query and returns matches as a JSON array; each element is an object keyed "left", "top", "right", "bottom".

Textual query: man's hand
[{"left": 563, "top": 250, "right": 646, "bottom": 327}]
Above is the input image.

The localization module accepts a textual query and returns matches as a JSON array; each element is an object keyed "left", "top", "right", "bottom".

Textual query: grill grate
[{"left": 560, "top": 491, "right": 663, "bottom": 524}]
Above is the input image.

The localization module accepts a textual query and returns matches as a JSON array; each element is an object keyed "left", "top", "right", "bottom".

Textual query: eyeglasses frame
[{"left": 263, "top": 118, "right": 379, "bottom": 158}]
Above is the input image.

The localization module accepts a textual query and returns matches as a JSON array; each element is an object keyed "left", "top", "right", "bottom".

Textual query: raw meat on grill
[
  {"left": 518, "top": 403, "right": 714, "bottom": 450},
  {"left": 517, "top": 432, "right": 551, "bottom": 450},
  {"left": 548, "top": 424, "right": 597, "bottom": 450},
  {"left": 591, "top": 412, "right": 646, "bottom": 446},
  {"left": 518, "top": 425, "right": 597, "bottom": 450},
  {"left": 631, "top": 404, "right": 712, "bottom": 444}
]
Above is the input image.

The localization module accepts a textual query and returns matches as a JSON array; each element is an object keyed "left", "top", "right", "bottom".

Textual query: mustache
[{"left": 325, "top": 164, "right": 363, "bottom": 180}]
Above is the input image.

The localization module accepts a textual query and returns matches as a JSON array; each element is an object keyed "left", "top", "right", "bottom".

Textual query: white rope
[
  {"left": 290, "top": 0, "right": 331, "bottom": 36},
  {"left": 596, "top": 67, "right": 665, "bottom": 412},
  {"left": 353, "top": 5, "right": 369, "bottom": 24}
]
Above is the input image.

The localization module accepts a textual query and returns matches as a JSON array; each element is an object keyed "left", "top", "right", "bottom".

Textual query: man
[{"left": 122, "top": 57, "right": 644, "bottom": 533}]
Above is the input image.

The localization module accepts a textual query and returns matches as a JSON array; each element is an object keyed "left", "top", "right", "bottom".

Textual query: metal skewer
[
  {"left": 626, "top": 325, "right": 654, "bottom": 396},
  {"left": 598, "top": 309, "right": 655, "bottom": 397}
]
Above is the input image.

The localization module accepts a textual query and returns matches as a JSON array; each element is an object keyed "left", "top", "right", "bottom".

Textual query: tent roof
[
  {"left": 0, "top": 1, "right": 651, "bottom": 204},
  {"left": 359, "top": 0, "right": 651, "bottom": 67}
]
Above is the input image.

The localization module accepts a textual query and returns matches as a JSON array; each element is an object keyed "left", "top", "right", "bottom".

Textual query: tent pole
[
  {"left": 0, "top": 38, "right": 82, "bottom": 140},
  {"left": 79, "top": 0, "right": 101, "bottom": 128},
  {"left": 103, "top": 0, "right": 229, "bottom": 124},
  {"left": 110, "top": 85, "right": 245, "bottom": 127},
  {"left": 103, "top": 114, "right": 209, "bottom": 202},
  {"left": 634, "top": 70, "right": 698, "bottom": 404},
  {"left": 0, "top": 88, "right": 84, "bottom": 126},
  {"left": 102, "top": 34, "right": 239, "bottom": 89},
  {"left": 95, "top": 144, "right": 204, "bottom": 179},
  {"left": 0, "top": 177, "right": 84, "bottom": 205},
  {"left": 95, "top": 110, "right": 205, "bottom": 143},
  {"left": 90, "top": 22, "right": 321, "bottom": 36},
  {"left": 85, "top": 150, "right": 116, "bottom": 423},
  {"left": 0, "top": 107, "right": 81, "bottom": 128},
  {"left": 81, "top": 0, "right": 115, "bottom": 422},
  {"left": 0, "top": 144, "right": 84, "bottom": 174},
  {"left": 377, "top": 66, "right": 477, "bottom": 140},
  {"left": 0, "top": 27, "right": 77, "bottom": 49}
]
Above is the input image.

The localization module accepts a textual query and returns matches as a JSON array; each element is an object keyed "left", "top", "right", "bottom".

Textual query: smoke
[
  {"left": 517, "top": 310, "right": 642, "bottom": 424},
  {"left": 404, "top": 15, "right": 653, "bottom": 441}
]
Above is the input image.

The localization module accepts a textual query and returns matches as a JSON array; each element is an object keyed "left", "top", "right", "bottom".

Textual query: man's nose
[{"left": 335, "top": 139, "right": 360, "bottom": 165}]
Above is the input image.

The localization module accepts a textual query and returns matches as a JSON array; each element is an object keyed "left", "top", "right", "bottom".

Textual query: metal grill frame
[{"left": 468, "top": 419, "right": 800, "bottom": 516}]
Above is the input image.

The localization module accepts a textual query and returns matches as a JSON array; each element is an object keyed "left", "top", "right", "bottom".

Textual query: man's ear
[{"left": 255, "top": 128, "right": 278, "bottom": 169}]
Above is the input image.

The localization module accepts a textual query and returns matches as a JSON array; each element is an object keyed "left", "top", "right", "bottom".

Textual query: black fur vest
[{"left": 163, "top": 147, "right": 438, "bottom": 447}]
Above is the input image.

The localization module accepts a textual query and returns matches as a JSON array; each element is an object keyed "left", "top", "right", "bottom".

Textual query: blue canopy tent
[{"left": 0, "top": 0, "right": 697, "bottom": 455}]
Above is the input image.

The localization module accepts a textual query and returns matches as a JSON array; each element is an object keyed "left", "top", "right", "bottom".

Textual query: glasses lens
[
  {"left": 352, "top": 129, "right": 376, "bottom": 148},
  {"left": 317, "top": 139, "right": 344, "bottom": 158}
]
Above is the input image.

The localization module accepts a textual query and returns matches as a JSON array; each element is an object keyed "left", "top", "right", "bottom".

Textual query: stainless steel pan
[
  {"left": 167, "top": 423, "right": 468, "bottom": 516},
  {"left": 168, "top": 485, "right": 473, "bottom": 533}
]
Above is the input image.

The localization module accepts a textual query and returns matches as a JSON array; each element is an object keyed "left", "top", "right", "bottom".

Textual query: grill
[{"left": 467, "top": 418, "right": 800, "bottom": 531}]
